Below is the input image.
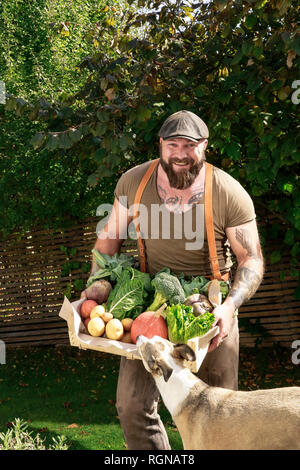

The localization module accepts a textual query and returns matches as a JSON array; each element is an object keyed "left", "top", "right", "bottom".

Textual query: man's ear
[{"left": 172, "top": 344, "right": 196, "bottom": 362}]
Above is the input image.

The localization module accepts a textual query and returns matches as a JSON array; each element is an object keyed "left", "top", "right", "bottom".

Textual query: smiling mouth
[{"left": 172, "top": 161, "right": 190, "bottom": 167}]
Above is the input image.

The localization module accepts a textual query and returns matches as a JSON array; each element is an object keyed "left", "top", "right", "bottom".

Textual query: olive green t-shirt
[{"left": 114, "top": 160, "right": 256, "bottom": 278}]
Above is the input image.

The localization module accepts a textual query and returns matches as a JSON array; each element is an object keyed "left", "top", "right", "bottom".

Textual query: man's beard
[{"left": 159, "top": 148, "right": 205, "bottom": 190}]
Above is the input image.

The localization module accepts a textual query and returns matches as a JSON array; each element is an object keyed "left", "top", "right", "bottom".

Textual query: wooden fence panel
[{"left": 0, "top": 217, "right": 299, "bottom": 348}]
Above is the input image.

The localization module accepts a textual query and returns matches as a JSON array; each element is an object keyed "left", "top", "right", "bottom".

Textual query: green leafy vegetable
[
  {"left": 125, "top": 267, "right": 152, "bottom": 293},
  {"left": 166, "top": 304, "right": 215, "bottom": 344},
  {"left": 86, "top": 250, "right": 136, "bottom": 286},
  {"left": 106, "top": 278, "right": 145, "bottom": 320},
  {"left": 104, "top": 267, "right": 150, "bottom": 320},
  {"left": 180, "top": 275, "right": 230, "bottom": 302},
  {"left": 180, "top": 275, "right": 210, "bottom": 298}
]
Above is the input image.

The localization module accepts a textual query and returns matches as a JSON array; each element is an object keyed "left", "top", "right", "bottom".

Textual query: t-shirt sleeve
[
  {"left": 225, "top": 180, "right": 256, "bottom": 228},
  {"left": 114, "top": 162, "right": 152, "bottom": 210},
  {"left": 114, "top": 173, "right": 130, "bottom": 209}
]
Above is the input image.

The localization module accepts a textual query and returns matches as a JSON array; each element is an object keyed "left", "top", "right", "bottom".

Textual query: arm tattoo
[
  {"left": 228, "top": 228, "right": 264, "bottom": 309},
  {"left": 228, "top": 266, "right": 262, "bottom": 309},
  {"left": 235, "top": 228, "right": 263, "bottom": 261}
]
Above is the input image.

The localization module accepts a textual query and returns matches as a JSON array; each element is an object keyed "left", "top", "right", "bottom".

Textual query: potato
[
  {"left": 80, "top": 300, "right": 98, "bottom": 319},
  {"left": 90, "top": 305, "right": 106, "bottom": 319},
  {"left": 121, "top": 331, "right": 132, "bottom": 343},
  {"left": 121, "top": 318, "right": 133, "bottom": 331},
  {"left": 105, "top": 318, "right": 124, "bottom": 340},
  {"left": 101, "top": 311, "right": 114, "bottom": 323},
  {"left": 83, "top": 317, "right": 91, "bottom": 331},
  {"left": 88, "top": 317, "right": 105, "bottom": 337}
]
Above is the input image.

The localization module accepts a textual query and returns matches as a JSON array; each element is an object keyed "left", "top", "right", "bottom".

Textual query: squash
[{"left": 131, "top": 303, "right": 168, "bottom": 344}]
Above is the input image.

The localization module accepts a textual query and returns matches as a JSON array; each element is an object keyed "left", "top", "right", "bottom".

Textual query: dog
[{"left": 136, "top": 335, "right": 300, "bottom": 450}]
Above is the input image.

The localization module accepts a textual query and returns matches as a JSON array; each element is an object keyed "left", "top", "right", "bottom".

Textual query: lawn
[{"left": 0, "top": 344, "right": 299, "bottom": 450}]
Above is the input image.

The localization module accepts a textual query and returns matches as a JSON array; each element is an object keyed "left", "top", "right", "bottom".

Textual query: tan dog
[{"left": 136, "top": 335, "right": 300, "bottom": 450}]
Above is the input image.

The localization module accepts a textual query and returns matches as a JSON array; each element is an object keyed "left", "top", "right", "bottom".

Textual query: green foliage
[
  {"left": 1, "top": 0, "right": 300, "bottom": 291},
  {"left": 0, "top": 0, "right": 131, "bottom": 236},
  {"left": 59, "top": 244, "right": 90, "bottom": 298}
]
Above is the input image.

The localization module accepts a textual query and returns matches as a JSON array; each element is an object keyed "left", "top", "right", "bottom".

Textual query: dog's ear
[
  {"left": 148, "top": 357, "right": 173, "bottom": 382},
  {"left": 158, "top": 359, "right": 173, "bottom": 382},
  {"left": 172, "top": 344, "right": 196, "bottom": 362}
]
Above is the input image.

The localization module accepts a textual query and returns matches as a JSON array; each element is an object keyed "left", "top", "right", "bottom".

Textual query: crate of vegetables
[{"left": 58, "top": 251, "right": 227, "bottom": 372}]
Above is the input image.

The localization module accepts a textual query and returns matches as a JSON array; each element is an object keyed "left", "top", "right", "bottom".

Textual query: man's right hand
[{"left": 80, "top": 290, "right": 87, "bottom": 300}]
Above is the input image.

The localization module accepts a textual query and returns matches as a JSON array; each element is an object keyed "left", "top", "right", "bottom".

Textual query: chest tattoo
[
  {"left": 158, "top": 183, "right": 204, "bottom": 212},
  {"left": 188, "top": 191, "right": 204, "bottom": 205}
]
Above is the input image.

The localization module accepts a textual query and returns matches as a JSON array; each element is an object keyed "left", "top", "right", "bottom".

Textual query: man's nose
[{"left": 177, "top": 146, "right": 188, "bottom": 158}]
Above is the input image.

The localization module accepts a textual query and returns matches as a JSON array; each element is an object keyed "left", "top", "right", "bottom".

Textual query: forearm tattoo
[
  {"left": 229, "top": 266, "right": 262, "bottom": 309},
  {"left": 228, "top": 228, "right": 264, "bottom": 309}
]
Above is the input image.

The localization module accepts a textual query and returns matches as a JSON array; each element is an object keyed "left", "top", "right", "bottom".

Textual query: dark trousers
[{"left": 116, "top": 316, "right": 239, "bottom": 450}]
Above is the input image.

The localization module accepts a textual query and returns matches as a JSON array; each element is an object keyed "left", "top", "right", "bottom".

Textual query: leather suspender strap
[
  {"left": 133, "top": 159, "right": 159, "bottom": 273},
  {"left": 205, "top": 162, "right": 229, "bottom": 281}
]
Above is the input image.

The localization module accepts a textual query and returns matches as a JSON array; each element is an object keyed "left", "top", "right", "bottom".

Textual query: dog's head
[{"left": 136, "top": 335, "right": 196, "bottom": 382}]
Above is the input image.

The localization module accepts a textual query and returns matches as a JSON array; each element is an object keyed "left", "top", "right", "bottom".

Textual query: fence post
[{"left": 0, "top": 340, "right": 6, "bottom": 364}]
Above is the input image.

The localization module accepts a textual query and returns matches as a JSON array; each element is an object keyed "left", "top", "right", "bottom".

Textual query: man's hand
[
  {"left": 208, "top": 220, "right": 264, "bottom": 353},
  {"left": 80, "top": 290, "right": 87, "bottom": 300},
  {"left": 208, "top": 302, "right": 236, "bottom": 352}
]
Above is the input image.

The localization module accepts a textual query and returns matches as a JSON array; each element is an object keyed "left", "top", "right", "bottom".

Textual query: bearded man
[{"left": 82, "top": 110, "right": 264, "bottom": 450}]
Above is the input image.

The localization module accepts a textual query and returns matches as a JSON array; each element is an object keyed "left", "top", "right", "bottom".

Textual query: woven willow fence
[{"left": 0, "top": 216, "right": 299, "bottom": 348}]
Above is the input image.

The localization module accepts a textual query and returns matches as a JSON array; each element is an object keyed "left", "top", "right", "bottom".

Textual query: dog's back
[{"left": 174, "top": 384, "right": 300, "bottom": 450}]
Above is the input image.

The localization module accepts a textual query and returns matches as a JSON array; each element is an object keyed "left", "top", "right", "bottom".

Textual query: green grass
[
  {"left": 0, "top": 344, "right": 299, "bottom": 450},
  {"left": 0, "top": 345, "right": 182, "bottom": 450}
]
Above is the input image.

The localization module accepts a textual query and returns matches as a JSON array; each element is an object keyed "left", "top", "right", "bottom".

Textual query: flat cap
[{"left": 159, "top": 110, "right": 209, "bottom": 142}]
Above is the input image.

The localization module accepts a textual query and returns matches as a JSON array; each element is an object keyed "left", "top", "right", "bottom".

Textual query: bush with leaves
[{"left": 0, "top": 0, "right": 132, "bottom": 236}]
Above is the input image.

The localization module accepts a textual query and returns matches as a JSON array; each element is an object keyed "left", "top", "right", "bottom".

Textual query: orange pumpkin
[{"left": 131, "top": 303, "right": 168, "bottom": 344}]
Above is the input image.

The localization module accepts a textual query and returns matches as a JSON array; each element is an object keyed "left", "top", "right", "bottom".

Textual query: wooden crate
[{"left": 58, "top": 295, "right": 219, "bottom": 373}]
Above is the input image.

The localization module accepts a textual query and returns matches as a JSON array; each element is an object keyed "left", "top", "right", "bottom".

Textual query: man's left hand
[{"left": 208, "top": 303, "right": 236, "bottom": 352}]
